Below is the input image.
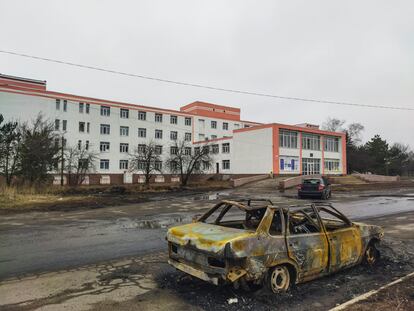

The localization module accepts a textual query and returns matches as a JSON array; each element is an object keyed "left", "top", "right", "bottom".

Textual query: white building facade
[{"left": 0, "top": 74, "right": 346, "bottom": 185}]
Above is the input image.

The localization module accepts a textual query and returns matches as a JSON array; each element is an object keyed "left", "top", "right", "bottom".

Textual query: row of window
[
  {"left": 100, "top": 159, "right": 231, "bottom": 171},
  {"left": 279, "top": 130, "right": 340, "bottom": 152},
  {"left": 97, "top": 142, "right": 230, "bottom": 155},
  {"left": 101, "top": 105, "right": 193, "bottom": 125},
  {"left": 55, "top": 101, "right": 252, "bottom": 132}
]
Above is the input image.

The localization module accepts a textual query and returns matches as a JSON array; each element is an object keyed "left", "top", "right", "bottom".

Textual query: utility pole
[{"left": 60, "top": 135, "right": 64, "bottom": 186}]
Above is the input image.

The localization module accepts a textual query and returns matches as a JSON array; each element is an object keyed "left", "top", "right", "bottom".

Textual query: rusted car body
[{"left": 167, "top": 200, "right": 383, "bottom": 292}]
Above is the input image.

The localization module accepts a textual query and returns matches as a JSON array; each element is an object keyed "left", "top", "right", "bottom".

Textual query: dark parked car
[{"left": 298, "top": 177, "right": 331, "bottom": 199}]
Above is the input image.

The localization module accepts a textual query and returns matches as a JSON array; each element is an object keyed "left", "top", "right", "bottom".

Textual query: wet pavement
[{"left": 0, "top": 180, "right": 413, "bottom": 281}]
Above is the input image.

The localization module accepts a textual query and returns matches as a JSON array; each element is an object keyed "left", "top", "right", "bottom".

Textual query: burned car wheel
[
  {"left": 364, "top": 242, "right": 380, "bottom": 265},
  {"left": 267, "top": 265, "right": 291, "bottom": 293}
]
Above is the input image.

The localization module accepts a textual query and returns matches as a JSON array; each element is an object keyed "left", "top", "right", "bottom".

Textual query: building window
[
  {"left": 155, "top": 145, "right": 163, "bottom": 155},
  {"left": 155, "top": 161, "right": 162, "bottom": 171},
  {"left": 55, "top": 99, "right": 60, "bottom": 110},
  {"left": 324, "top": 137, "right": 339, "bottom": 152},
  {"left": 202, "top": 161, "right": 210, "bottom": 170},
  {"left": 170, "top": 146, "right": 178, "bottom": 155},
  {"left": 77, "top": 140, "right": 81, "bottom": 150},
  {"left": 222, "top": 143, "right": 230, "bottom": 153},
  {"left": 119, "top": 160, "right": 128, "bottom": 170},
  {"left": 185, "top": 132, "right": 192, "bottom": 141},
  {"left": 170, "top": 131, "right": 178, "bottom": 140},
  {"left": 211, "top": 121, "right": 217, "bottom": 129},
  {"left": 170, "top": 115, "right": 177, "bottom": 124},
  {"left": 100, "top": 159, "right": 109, "bottom": 170},
  {"left": 138, "top": 111, "right": 146, "bottom": 120},
  {"left": 279, "top": 156, "right": 299, "bottom": 171},
  {"left": 302, "top": 134, "right": 320, "bottom": 150},
  {"left": 63, "top": 100, "right": 67, "bottom": 112},
  {"left": 100, "top": 124, "right": 110, "bottom": 135},
  {"left": 222, "top": 160, "right": 230, "bottom": 170},
  {"left": 79, "top": 103, "right": 84, "bottom": 113},
  {"left": 155, "top": 129, "right": 163, "bottom": 139},
  {"left": 100, "top": 106, "right": 110, "bottom": 116},
  {"left": 138, "top": 144, "right": 147, "bottom": 153},
  {"left": 120, "top": 108, "right": 129, "bottom": 119},
  {"left": 79, "top": 122, "right": 85, "bottom": 133},
  {"left": 100, "top": 142, "right": 110, "bottom": 152},
  {"left": 244, "top": 124, "right": 250, "bottom": 128},
  {"left": 324, "top": 159, "right": 340, "bottom": 172},
  {"left": 198, "top": 133, "right": 205, "bottom": 141},
  {"left": 212, "top": 144, "right": 219, "bottom": 154},
  {"left": 198, "top": 119, "right": 205, "bottom": 127},
  {"left": 87, "top": 122, "right": 90, "bottom": 133},
  {"left": 279, "top": 130, "right": 298, "bottom": 149},
  {"left": 184, "top": 147, "right": 192, "bottom": 155},
  {"left": 86, "top": 103, "right": 90, "bottom": 114},
  {"left": 120, "top": 126, "right": 129, "bottom": 136},
  {"left": 85, "top": 140, "right": 89, "bottom": 150},
  {"left": 62, "top": 120, "right": 67, "bottom": 131},
  {"left": 55, "top": 119, "right": 60, "bottom": 130},
  {"left": 155, "top": 113, "right": 163, "bottom": 123},
  {"left": 120, "top": 143, "right": 129, "bottom": 153},
  {"left": 234, "top": 123, "right": 240, "bottom": 129},
  {"left": 138, "top": 128, "right": 146, "bottom": 138},
  {"left": 223, "top": 122, "right": 229, "bottom": 130},
  {"left": 185, "top": 117, "right": 191, "bottom": 126},
  {"left": 211, "top": 135, "right": 217, "bottom": 139}
]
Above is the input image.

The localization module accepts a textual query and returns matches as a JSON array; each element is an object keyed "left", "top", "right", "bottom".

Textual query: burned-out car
[{"left": 167, "top": 199, "right": 384, "bottom": 293}]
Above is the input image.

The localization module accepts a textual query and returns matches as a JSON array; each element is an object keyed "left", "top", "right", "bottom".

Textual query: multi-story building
[{"left": 0, "top": 74, "right": 346, "bottom": 184}]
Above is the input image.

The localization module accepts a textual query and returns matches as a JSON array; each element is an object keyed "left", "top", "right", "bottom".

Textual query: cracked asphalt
[{"left": 1, "top": 179, "right": 414, "bottom": 310}]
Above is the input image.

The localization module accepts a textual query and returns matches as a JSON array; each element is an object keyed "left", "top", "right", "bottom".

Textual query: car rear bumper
[
  {"left": 298, "top": 190, "right": 323, "bottom": 197},
  {"left": 168, "top": 259, "right": 220, "bottom": 285}
]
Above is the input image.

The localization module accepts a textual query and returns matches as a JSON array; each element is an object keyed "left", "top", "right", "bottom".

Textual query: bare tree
[
  {"left": 129, "top": 142, "right": 162, "bottom": 186},
  {"left": 166, "top": 140, "right": 213, "bottom": 187},
  {"left": 64, "top": 145, "right": 98, "bottom": 186},
  {"left": 0, "top": 114, "right": 21, "bottom": 186},
  {"left": 321, "top": 117, "right": 345, "bottom": 132},
  {"left": 347, "top": 122, "right": 365, "bottom": 145}
]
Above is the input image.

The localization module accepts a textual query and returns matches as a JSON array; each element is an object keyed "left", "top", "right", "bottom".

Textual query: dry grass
[{"left": 0, "top": 180, "right": 232, "bottom": 212}]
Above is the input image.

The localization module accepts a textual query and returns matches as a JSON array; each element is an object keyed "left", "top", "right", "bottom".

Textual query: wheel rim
[
  {"left": 366, "top": 246, "right": 376, "bottom": 264},
  {"left": 270, "top": 266, "right": 290, "bottom": 293}
]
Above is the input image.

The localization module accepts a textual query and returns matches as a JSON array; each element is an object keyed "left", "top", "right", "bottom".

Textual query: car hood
[
  {"left": 353, "top": 222, "right": 384, "bottom": 239},
  {"left": 167, "top": 222, "right": 256, "bottom": 253}
]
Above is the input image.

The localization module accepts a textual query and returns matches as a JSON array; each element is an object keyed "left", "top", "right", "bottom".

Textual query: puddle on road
[
  {"left": 192, "top": 192, "right": 230, "bottom": 201},
  {"left": 117, "top": 215, "right": 196, "bottom": 230}
]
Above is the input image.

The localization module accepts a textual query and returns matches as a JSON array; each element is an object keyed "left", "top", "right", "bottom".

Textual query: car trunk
[
  {"left": 301, "top": 179, "right": 321, "bottom": 191},
  {"left": 167, "top": 222, "right": 255, "bottom": 253}
]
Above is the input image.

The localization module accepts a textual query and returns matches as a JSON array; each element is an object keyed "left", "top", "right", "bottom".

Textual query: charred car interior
[{"left": 167, "top": 199, "right": 384, "bottom": 293}]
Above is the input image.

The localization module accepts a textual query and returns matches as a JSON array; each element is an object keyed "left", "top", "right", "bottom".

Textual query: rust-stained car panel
[{"left": 166, "top": 200, "right": 384, "bottom": 292}]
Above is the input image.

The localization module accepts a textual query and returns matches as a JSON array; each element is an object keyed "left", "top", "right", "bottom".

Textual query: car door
[
  {"left": 317, "top": 207, "right": 362, "bottom": 272},
  {"left": 285, "top": 209, "right": 329, "bottom": 281}
]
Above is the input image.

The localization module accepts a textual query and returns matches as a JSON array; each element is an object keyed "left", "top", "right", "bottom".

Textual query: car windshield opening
[{"left": 200, "top": 202, "right": 267, "bottom": 231}]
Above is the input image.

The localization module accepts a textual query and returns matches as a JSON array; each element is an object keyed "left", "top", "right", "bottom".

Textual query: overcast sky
[{"left": 1, "top": 1, "right": 413, "bottom": 145}]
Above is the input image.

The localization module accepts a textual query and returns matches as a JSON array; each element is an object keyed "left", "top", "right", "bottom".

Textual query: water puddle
[
  {"left": 192, "top": 192, "right": 230, "bottom": 201},
  {"left": 117, "top": 215, "right": 195, "bottom": 230}
]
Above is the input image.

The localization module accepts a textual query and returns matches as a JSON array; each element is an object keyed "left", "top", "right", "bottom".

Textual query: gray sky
[{"left": 1, "top": 0, "right": 413, "bottom": 145}]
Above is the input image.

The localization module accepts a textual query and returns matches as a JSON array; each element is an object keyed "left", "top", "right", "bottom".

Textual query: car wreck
[{"left": 167, "top": 199, "right": 384, "bottom": 293}]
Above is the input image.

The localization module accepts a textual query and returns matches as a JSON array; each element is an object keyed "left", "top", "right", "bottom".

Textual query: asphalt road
[{"left": 1, "top": 189, "right": 413, "bottom": 280}]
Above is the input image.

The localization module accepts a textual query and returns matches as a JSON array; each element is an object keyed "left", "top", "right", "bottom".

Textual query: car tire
[
  {"left": 321, "top": 192, "right": 327, "bottom": 200},
  {"left": 364, "top": 242, "right": 380, "bottom": 265},
  {"left": 266, "top": 265, "right": 291, "bottom": 293}
]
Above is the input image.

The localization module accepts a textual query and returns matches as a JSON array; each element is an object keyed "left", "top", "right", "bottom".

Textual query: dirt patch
[{"left": 345, "top": 276, "right": 414, "bottom": 311}]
